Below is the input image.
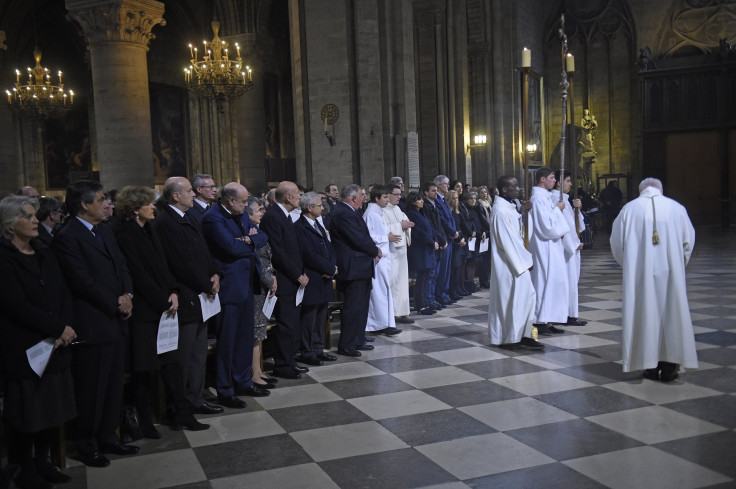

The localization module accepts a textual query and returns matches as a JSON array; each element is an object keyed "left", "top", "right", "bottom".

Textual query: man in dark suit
[
  {"left": 434, "top": 175, "right": 458, "bottom": 304},
  {"left": 202, "top": 182, "right": 269, "bottom": 407},
  {"left": 53, "top": 180, "right": 137, "bottom": 467},
  {"left": 328, "top": 184, "right": 381, "bottom": 357},
  {"left": 295, "top": 192, "right": 338, "bottom": 365},
  {"left": 260, "top": 181, "right": 310, "bottom": 379},
  {"left": 153, "top": 177, "right": 224, "bottom": 416},
  {"left": 422, "top": 182, "right": 447, "bottom": 311},
  {"left": 36, "top": 196, "right": 62, "bottom": 245},
  {"left": 187, "top": 173, "right": 217, "bottom": 225}
]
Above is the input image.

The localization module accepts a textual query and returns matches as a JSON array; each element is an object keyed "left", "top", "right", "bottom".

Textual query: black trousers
[
  {"left": 272, "top": 293, "right": 301, "bottom": 373},
  {"left": 338, "top": 278, "right": 371, "bottom": 351},
  {"left": 300, "top": 302, "right": 328, "bottom": 356},
  {"left": 72, "top": 339, "right": 125, "bottom": 455}
]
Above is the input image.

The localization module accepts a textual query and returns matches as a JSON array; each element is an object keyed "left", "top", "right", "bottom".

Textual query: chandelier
[
  {"left": 184, "top": 20, "right": 253, "bottom": 99},
  {"left": 5, "top": 48, "right": 74, "bottom": 119}
]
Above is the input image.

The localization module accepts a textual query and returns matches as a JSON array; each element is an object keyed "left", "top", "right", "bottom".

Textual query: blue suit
[
  {"left": 202, "top": 203, "right": 267, "bottom": 396},
  {"left": 435, "top": 194, "right": 456, "bottom": 301}
]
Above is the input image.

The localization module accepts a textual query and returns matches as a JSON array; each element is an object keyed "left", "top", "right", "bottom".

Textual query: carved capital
[{"left": 66, "top": 0, "right": 166, "bottom": 50}]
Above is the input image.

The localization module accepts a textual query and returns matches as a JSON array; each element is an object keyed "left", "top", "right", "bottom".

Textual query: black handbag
[{"left": 119, "top": 404, "right": 143, "bottom": 443}]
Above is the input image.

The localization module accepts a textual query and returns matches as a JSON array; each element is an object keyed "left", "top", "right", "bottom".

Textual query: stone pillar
[{"left": 66, "top": 0, "right": 165, "bottom": 190}]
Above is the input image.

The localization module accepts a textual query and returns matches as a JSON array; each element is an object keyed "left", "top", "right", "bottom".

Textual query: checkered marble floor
[{"left": 56, "top": 228, "right": 736, "bottom": 489}]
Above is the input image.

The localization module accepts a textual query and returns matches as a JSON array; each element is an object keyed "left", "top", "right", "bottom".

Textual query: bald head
[
  {"left": 163, "top": 177, "right": 194, "bottom": 211},
  {"left": 221, "top": 182, "right": 249, "bottom": 215},
  {"left": 275, "top": 181, "right": 300, "bottom": 212}
]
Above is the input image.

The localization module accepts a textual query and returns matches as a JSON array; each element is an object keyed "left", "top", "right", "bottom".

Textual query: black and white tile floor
[{"left": 55, "top": 228, "right": 736, "bottom": 489}]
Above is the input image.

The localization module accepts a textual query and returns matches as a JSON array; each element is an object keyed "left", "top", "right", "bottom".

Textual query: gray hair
[
  {"left": 389, "top": 176, "right": 403, "bottom": 186},
  {"left": 192, "top": 174, "right": 214, "bottom": 192},
  {"left": 245, "top": 196, "right": 262, "bottom": 216},
  {"left": 0, "top": 195, "right": 39, "bottom": 239},
  {"left": 639, "top": 178, "right": 663, "bottom": 193},
  {"left": 299, "top": 192, "right": 322, "bottom": 212},
  {"left": 340, "top": 184, "right": 362, "bottom": 200},
  {"left": 162, "top": 178, "right": 184, "bottom": 204},
  {"left": 434, "top": 175, "right": 449, "bottom": 186}
]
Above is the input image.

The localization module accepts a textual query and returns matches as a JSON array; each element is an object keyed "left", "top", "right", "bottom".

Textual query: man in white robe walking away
[
  {"left": 552, "top": 169, "right": 587, "bottom": 326},
  {"left": 385, "top": 184, "right": 414, "bottom": 324},
  {"left": 529, "top": 167, "right": 569, "bottom": 336},
  {"left": 610, "top": 177, "right": 697, "bottom": 381},
  {"left": 488, "top": 176, "right": 544, "bottom": 350},
  {"left": 364, "top": 185, "right": 403, "bottom": 337}
]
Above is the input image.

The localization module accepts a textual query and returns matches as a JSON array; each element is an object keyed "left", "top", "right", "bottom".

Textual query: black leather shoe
[
  {"left": 377, "top": 327, "right": 402, "bottom": 336},
  {"left": 659, "top": 362, "right": 680, "bottom": 382},
  {"left": 236, "top": 385, "right": 271, "bottom": 397},
  {"left": 15, "top": 469, "right": 53, "bottom": 489},
  {"left": 253, "top": 381, "right": 277, "bottom": 389},
  {"left": 643, "top": 368, "right": 660, "bottom": 381},
  {"left": 356, "top": 344, "right": 374, "bottom": 351},
  {"left": 363, "top": 335, "right": 375, "bottom": 342},
  {"left": 548, "top": 325, "right": 565, "bottom": 334},
  {"left": 271, "top": 369, "right": 302, "bottom": 379},
  {"left": 76, "top": 451, "right": 110, "bottom": 468},
  {"left": 535, "top": 324, "right": 553, "bottom": 336},
  {"left": 171, "top": 414, "right": 210, "bottom": 431},
  {"left": 293, "top": 365, "right": 310, "bottom": 373},
  {"left": 101, "top": 442, "right": 140, "bottom": 456},
  {"left": 395, "top": 316, "right": 415, "bottom": 324},
  {"left": 317, "top": 352, "right": 338, "bottom": 361},
  {"left": 261, "top": 376, "right": 278, "bottom": 384},
  {"left": 439, "top": 298, "right": 452, "bottom": 305},
  {"left": 141, "top": 423, "right": 162, "bottom": 439},
  {"left": 519, "top": 337, "right": 545, "bottom": 350},
  {"left": 193, "top": 402, "right": 224, "bottom": 415},
  {"left": 297, "top": 355, "right": 324, "bottom": 366},
  {"left": 419, "top": 307, "right": 435, "bottom": 315},
  {"left": 217, "top": 395, "right": 247, "bottom": 409},
  {"left": 337, "top": 348, "right": 362, "bottom": 357},
  {"left": 566, "top": 317, "right": 588, "bottom": 326}
]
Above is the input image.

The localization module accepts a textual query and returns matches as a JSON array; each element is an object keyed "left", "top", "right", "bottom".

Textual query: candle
[
  {"left": 566, "top": 53, "right": 575, "bottom": 72},
  {"left": 521, "top": 47, "right": 531, "bottom": 68},
  {"left": 324, "top": 117, "right": 328, "bottom": 132},
  {"left": 70, "top": 90, "right": 74, "bottom": 104},
  {"left": 242, "top": 72, "right": 246, "bottom": 84},
  {"left": 15, "top": 69, "right": 19, "bottom": 82},
  {"left": 189, "top": 43, "right": 193, "bottom": 58},
  {"left": 6, "top": 91, "right": 10, "bottom": 104},
  {"left": 194, "top": 47, "right": 198, "bottom": 61},
  {"left": 248, "top": 68, "right": 252, "bottom": 82}
]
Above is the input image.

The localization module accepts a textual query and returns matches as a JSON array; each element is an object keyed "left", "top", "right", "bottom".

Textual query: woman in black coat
[
  {"left": 115, "top": 187, "right": 208, "bottom": 436},
  {"left": 0, "top": 196, "right": 77, "bottom": 488},
  {"left": 405, "top": 192, "right": 436, "bottom": 315},
  {"left": 462, "top": 192, "right": 487, "bottom": 293},
  {"left": 447, "top": 190, "right": 469, "bottom": 298}
]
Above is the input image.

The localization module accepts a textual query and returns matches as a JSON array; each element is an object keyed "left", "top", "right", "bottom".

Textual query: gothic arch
[{"left": 654, "top": 0, "right": 736, "bottom": 58}]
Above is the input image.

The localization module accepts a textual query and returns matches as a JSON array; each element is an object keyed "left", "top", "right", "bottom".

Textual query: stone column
[{"left": 66, "top": 0, "right": 165, "bottom": 190}]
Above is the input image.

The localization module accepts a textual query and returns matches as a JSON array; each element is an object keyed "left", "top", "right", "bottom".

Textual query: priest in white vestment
[
  {"left": 528, "top": 167, "right": 569, "bottom": 334},
  {"left": 384, "top": 186, "right": 414, "bottom": 322},
  {"left": 488, "top": 176, "right": 543, "bottom": 350},
  {"left": 364, "top": 185, "right": 402, "bottom": 336},
  {"left": 610, "top": 178, "right": 697, "bottom": 381},
  {"left": 552, "top": 170, "right": 587, "bottom": 326}
]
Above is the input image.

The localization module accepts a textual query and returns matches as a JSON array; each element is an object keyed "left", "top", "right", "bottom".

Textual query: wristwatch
[{"left": 127, "top": 293, "right": 134, "bottom": 299}]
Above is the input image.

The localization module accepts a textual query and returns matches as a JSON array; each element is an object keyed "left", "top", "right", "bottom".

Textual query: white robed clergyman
[
  {"left": 488, "top": 182, "right": 538, "bottom": 346},
  {"left": 364, "top": 202, "right": 396, "bottom": 331},
  {"left": 383, "top": 200, "right": 412, "bottom": 318},
  {"left": 551, "top": 185, "right": 585, "bottom": 320},
  {"left": 610, "top": 178, "right": 697, "bottom": 373},
  {"left": 529, "top": 171, "right": 569, "bottom": 326}
]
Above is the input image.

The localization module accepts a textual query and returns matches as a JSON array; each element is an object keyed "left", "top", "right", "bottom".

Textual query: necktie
[{"left": 90, "top": 225, "right": 105, "bottom": 248}]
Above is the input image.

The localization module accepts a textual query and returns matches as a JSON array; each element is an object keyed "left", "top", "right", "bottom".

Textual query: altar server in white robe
[
  {"left": 610, "top": 177, "right": 697, "bottom": 381},
  {"left": 528, "top": 167, "right": 569, "bottom": 336},
  {"left": 384, "top": 184, "right": 414, "bottom": 323},
  {"left": 552, "top": 169, "right": 587, "bottom": 326},
  {"left": 488, "top": 176, "right": 544, "bottom": 350},
  {"left": 364, "top": 185, "right": 402, "bottom": 336}
]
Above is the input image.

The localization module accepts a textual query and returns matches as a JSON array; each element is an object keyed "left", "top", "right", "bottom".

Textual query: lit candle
[
  {"left": 566, "top": 53, "right": 575, "bottom": 73},
  {"left": 248, "top": 67, "right": 252, "bottom": 82},
  {"left": 189, "top": 43, "right": 193, "bottom": 58},
  {"left": 6, "top": 90, "right": 10, "bottom": 104},
  {"left": 521, "top": 47, "right": 531, "bottom": 68},
  {"left": 194, "top": 47, "right": 198, "bottom": 61},
  {"left": 63, "top": 93, "right": 67, "bottom": 105},
  {"left": 242, "top": 72, "right": 246, "bottom": 84},
  {"left": 70, "top": 90, "right": 74, "bottom": 104},
  {"left": 235, "top": 43, "right": 240, "bottom": 57}
]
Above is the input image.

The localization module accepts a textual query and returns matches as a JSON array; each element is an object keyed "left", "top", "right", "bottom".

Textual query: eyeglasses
[
  {"left": 200, "top": 185, "right": 217, "bottom": 191},
  {"left": 50, "top": 209, "right": 63, "bottom": 215},
  {"left": 391, "top": 193, "right": 402, "bottom": 196},
  {"left": 310, "top": 203, "right": 324, "bottom": 207}
]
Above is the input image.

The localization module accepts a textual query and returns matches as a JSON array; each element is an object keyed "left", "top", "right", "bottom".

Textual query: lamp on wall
[
  {"left": 4, "top": 48, "right": 73, "bottom": 120},
  {"left": 466, "top": 134, "right": 487, "bottom": 152},
  {"left": 184, "top": 20, "right": 253, "bottom": 99}
]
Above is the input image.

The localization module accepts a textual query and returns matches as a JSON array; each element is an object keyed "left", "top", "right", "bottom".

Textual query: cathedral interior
[{"left": 0, "top": 0, "right": 734, "bottom": 226}]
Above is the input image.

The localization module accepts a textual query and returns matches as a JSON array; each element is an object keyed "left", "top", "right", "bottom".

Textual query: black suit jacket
[
  {"left": 328, "top": 202, "right": 377, "bottom": 282},
  {"left": 37, "top": 224, "right": 53, "bottom": 246},
  {"left": 53, "top": 217, "right": 132, "bottom": 345},
  {"left": 0, "top": 238, "right": 72, "bottom": 379},
  {"left": 295, "top": 215, "right": 336, "bottom": 305},
  {"left": 260, "top": 205, "right": 304, "bottom": 297},
  {"left": 115, "top": 219, "right": 179, "bottom": 323},
  {"left": 152, "top": 205, "right": 220, "bottom": 324},
  {"left": 186, "top": 200, "right": 209, "bottom": 225},
  {"left": 422, "top": 199, "right": 447, "bottom": 248}
]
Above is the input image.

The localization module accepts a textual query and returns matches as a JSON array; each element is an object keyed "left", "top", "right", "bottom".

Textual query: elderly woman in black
[
  {"left": 115, "top": 186, "right": 208, "bottom": 436},
  {"left": 0, "top": 195, "right": 77, "bottom": 489}
]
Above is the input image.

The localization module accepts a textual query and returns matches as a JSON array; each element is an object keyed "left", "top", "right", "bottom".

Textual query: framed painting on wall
[{"left": 150, "top": 84, "right": 188, "bottom": 184}]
